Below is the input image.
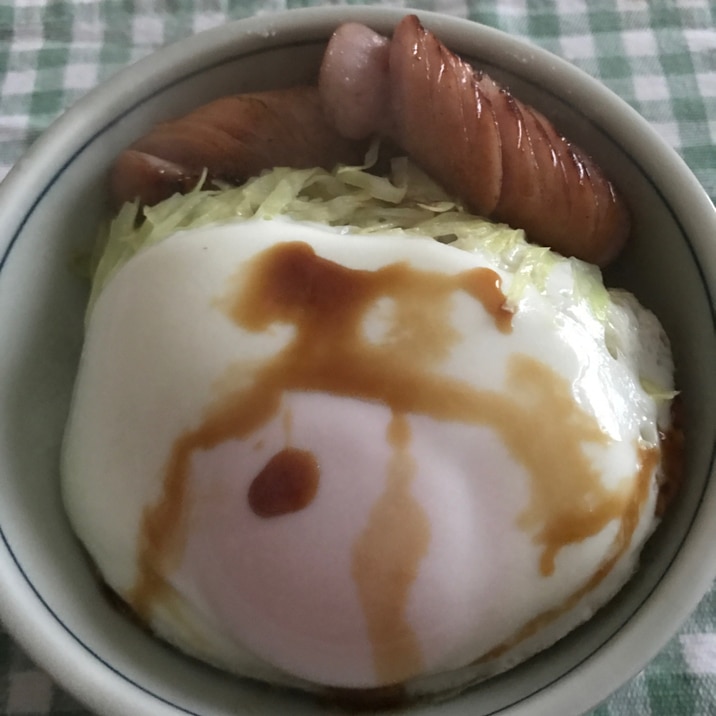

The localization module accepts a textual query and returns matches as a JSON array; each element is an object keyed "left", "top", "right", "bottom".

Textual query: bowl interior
[{"left": 0, "top": 8, "right": 714, "bottom": 716}]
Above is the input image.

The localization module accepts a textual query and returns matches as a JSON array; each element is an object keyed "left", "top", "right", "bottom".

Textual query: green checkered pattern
[{"left": 0, "top": 1, "right": 714, "bottom": 714}]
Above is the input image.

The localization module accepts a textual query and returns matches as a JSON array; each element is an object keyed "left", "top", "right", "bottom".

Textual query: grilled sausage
[
  {"left": 110, "top": 86, "right": 369, "bottom": 208},
  {"left": 319, "top": 16, "right": 630, "bottom": 266}
]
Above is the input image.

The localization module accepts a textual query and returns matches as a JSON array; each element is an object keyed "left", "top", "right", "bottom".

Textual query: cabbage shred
[{"left": 90, "top": 151, "right": 609, "bottom": 321}]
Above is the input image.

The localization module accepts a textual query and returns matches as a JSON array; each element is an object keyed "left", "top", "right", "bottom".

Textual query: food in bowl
[
  {"left": 60, "top": 14, "right": 682, "bottom": 706},
  {"left": 109, "top": 15, "right": 628, "bottom": 267}
]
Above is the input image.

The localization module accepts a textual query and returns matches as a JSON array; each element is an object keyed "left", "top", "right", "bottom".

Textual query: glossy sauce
[
  {"left": 352, "top": 413, "right": 430, "bottom": 684},
  {"left": 128, "top": 238, "right": 659, "bottom": 686},
  {"left": 656, "top": 397, "right": 684, "bottom": 517},
  {"left": 248, "top": 447, "right": 320, "bottom": 518}
]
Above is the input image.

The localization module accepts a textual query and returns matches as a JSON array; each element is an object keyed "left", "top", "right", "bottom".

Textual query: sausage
[
  {"left": 319, "top": 22, "right": 391, "bottom": 141},
  {"left": 319, "top": 15, "right": 630, "bottom": 266},
  {"left": 110, "top": 150, "right": 204, "bottom": 209},
  {"left": 110, "top": 86, "right": 369, "bottom": 208}
]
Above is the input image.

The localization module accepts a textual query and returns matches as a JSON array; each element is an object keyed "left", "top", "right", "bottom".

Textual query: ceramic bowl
[{"left": 0, "top": 6, "right": 714, "bottom": 716}]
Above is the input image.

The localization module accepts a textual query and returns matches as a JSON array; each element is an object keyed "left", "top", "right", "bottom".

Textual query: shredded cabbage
[
  {"left": 89, "top": 154, "right": 611, "bottom": 319},
  {"left": 640, "top": 377, "right": 679, "bottom": 402}
]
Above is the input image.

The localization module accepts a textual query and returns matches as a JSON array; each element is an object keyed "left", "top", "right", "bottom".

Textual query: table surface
[{"left": 0, "top": 1, "right": 714, "bottom": 714}]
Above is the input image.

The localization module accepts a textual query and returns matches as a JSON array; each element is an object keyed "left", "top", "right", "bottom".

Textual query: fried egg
[{"left": 61, "top": 217, "right": 674, "bottom": 697}]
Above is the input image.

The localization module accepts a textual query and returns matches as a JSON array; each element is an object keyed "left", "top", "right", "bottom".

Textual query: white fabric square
[
  {"left": 63, "top": 62, "right": 98, "bottom": 90},
  {"left": 559, "top": 34, "right": 597, "bottom": 61},
  {"left": 615, "top": 0, "right": 648, "bottom": 12},
  {"left": 685, "top": 29, "right": 716, "bottom": 57},
  {"left": 1, "top": 70, "right": 37, "bottom": 97},
  {"left": 621, "top": 29, "right": 658, "bottom": 58},
  {"left": 681, "top": 633, "right": 716, "bottom": 675},
  {"left": 131, "top": 15, "right": 164, "bottom": 45},
  {"left": 633, "top": 74, "right": 671, "bottom": 102},
  {"left": 695, "top": 71, "right": 716, "bottom": 99},
  {"left": 554, "top": 0, "right": 588, "bottom": 16},
  {"left": 652, "top": 120, "right": 681, "bottom": 149}
]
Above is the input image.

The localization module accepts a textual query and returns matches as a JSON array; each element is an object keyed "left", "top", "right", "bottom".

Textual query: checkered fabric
[{"left": 0, "top": 1, "right": 714, "bottom": 714}]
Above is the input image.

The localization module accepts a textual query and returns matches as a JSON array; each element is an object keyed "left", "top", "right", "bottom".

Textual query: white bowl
[{"left": 0, "top": 7, "right": 714, "bottom": 716}]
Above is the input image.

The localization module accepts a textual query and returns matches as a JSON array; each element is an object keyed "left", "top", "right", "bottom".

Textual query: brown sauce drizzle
[
  {"left": 479, "top": 444, "right": 660, "bottom": 663},
  {"left": 656, "top": 396, "right": 685, "bottom": 517},
  {"left": 351, "top": 413, "right": 430, "bottom": 684},
  {"left": 127, "top": 238, "right": 659, "bottom": 687},
  {"left": 248, "top": 447, "right": 320, "bottom": 518}
]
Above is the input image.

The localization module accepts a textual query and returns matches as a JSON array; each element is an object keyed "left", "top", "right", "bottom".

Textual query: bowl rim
[{"left": 0, "top": 6, "right": 715, "bottom": 716}]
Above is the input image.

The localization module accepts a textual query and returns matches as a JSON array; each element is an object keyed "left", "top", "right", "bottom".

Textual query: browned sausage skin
[
  {"left": 110, "top": 150, "right": 204, "bottom": 210},
  {"left": 109, "top": 87, "right": 369, "bottom": 209},
  {"left": 320, "top": 15, "right": 631, "bottom": 266}
]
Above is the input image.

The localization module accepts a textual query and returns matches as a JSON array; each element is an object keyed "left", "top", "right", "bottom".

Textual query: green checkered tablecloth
[{"left": 0, "top": 0, "right": 714, "bottom": 714}]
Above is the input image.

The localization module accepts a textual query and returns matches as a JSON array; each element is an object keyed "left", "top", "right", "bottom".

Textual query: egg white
[{"left": 62, "top": 217, "right": 671, "bottom": 695}]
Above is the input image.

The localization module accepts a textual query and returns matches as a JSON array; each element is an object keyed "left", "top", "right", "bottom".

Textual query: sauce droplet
[{"left": 248, "top": 447, "right": 320, "bottom": 518}]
